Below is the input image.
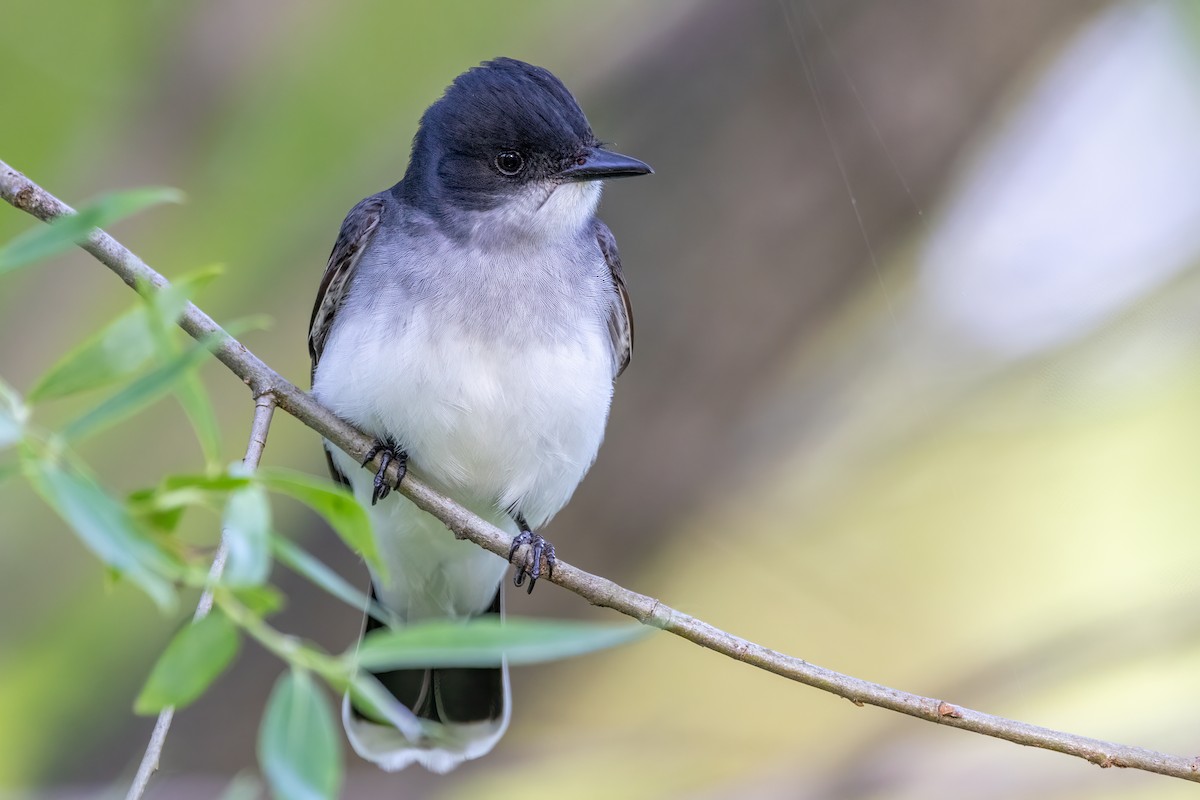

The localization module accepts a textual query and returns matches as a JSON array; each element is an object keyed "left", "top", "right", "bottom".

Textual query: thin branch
[
  {"left": 3, "top": 158, "right": 1198, "bottom": 783},
  {"left": 125, "top": 393, "right": 277, "bottom": 800}
]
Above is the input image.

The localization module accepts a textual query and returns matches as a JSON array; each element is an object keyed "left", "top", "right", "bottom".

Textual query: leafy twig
[
  {"left": 4, "top": 159, "right": 1199, "bottom": 783},
  {"left": 125, "top": 394, "right": 277, "bottom": 800}
]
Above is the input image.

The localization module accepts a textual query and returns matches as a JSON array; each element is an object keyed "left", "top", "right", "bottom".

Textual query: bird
[{"left": 308, "top": 57, "right": 652, "bottom": 772}]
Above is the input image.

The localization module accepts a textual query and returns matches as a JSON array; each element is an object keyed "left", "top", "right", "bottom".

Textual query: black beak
[{"left": 557, "top": 147, "right": 653, "bottom": 182}]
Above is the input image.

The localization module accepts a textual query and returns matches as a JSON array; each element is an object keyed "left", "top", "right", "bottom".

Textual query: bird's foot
[
  {"left": 508, "top": 522, "right": 556, "bottom": 594},
  {"left": 361, "top": 438, "right": 407, "bottom": 505}
]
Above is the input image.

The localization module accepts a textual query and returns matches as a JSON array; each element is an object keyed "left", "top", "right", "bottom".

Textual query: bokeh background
[{"left": 4, "top": 0, "right": 1200, "bottom": 797}]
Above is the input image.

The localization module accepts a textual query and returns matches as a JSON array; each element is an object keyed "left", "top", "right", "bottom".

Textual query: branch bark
[
  {"left": 125, "top": 393, "right": 277, "bottom": 800},
  {"left": 3, "top": 158, "right": 1198, "bottom": 783}
]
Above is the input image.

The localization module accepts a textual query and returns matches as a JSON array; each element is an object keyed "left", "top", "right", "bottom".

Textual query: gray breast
[{"left": 349, "top": 213, "right": 613, "bottom": 344}]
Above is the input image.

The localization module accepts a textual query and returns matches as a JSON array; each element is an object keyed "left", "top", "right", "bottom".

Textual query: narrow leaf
[
  {"left": 62, "top": 332, "right": 224, "bottom": 442},
  {"left": 272, "top": 537, "right": 397, "bottom": 627},
  {"left": 128, "top": 496, "right": 187, "bottom": 535},
  {"left": 0, "top": 378, "right": 27, "bottom": 449},
  {"left": 176, "top": 371, "right": 222, "bottom": 467},
  {"left": 259, "top": 669, "right": 342, "bottom": 800},
  {"left": 0, "top": 187, "right": 183, "bottom": 275},
  {"left": 127, "top": 472, "right": 253, "bottom": 534},
  {"left": 162, "top": 473, "right": 254, "bottom": 492},
  {"left": 30, "top": 265, "right": 225, "bottom": 404},
  {"left": 134, "top": 611, "right": 240, "bottom": 714},
  {"left": 233, "top": 584, "right": 285, "bottom": 617},
  {"left": 130, "top": 486, "right": 217, "bottom": 517},
  {"left": 30, "top": 308, "right": 155, "bottom": 401},
  {"left": 356, "top": 617, "right": 649, "bottom": 671},
  {"left": 22, "top": 451, "right": 177, "bottom": 609},
  {"left": 258, "top": 468, "right": 383, "bottom": 577},
  {"left": 222, "top": 466, "right": 272, "bottom": 587},
  {"left": 145, "top": 267, "right": 227, "bottom": 466},
  {"left": 92, "top": 187, "right": 185, "bottom": 221},
  {"left": 147, "top": 264, "right": 225, "bottom": 328}
]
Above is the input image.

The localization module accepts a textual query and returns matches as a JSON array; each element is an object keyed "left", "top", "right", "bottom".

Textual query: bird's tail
[{"left": 342, "top": 589, "right": 510, "bottom": 773}]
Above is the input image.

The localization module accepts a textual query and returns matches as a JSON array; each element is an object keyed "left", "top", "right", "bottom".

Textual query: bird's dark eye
[{"left": 495, "top": 150, "right": 525, "bottom": 176}]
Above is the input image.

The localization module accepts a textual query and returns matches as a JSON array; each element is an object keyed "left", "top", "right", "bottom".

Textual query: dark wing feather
[
  {"left": 308, "top": 193, "right": 386, "bottom": 371},
  {"left": 310, "top": 194, "right": 386, "bottom": 486},
  {"left": 595, "top": 220, "right": 634, "bottom": 378}
]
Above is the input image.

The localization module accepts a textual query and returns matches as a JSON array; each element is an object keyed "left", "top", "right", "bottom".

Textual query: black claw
[
  {"left": 362, "top": 438, "right": 407, "bottom": 506},
  {"left": 508, "top": 524, "right": 556, "bottom": 594}
]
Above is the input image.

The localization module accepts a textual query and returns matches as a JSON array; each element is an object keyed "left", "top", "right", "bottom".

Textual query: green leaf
[
  {"left": 144, "top": 267, "right": 227, "bottom": 467},
  {"left": 134, "top": 610, "right": 240, "bottom": 713},
  {"left": 0, "top": 187, "right": 183, "bottom": 275},
  {"left": 29, "top": 265, "right": 224, "bottom": 404},
  {"left": 233, "top": 584, "right": 285, "bottom": 617},
  {"left": 129, "top": 496, "right": 188, "bottom": 535},
  {"left": 162, "top": 472, "right": 255, "bottom": 492},
  {"left": 62, "top": 332, "right": 224, "bottom": 442},
  {"left": 272, "top": 537, "right": 397, "bottom": 627},
  {"left": 222, "top": 464, "right": 272, "bottom": 587},
  {"left": 148, "top": 264, "right": 225, "bottom": 326},
  {"left": 128, "top": 487, "right": 218, "bottom": 530},
  {"left": 258, "top": 468, "right": 384, "bottom": 578},
  {"left": 356, "top": 617, "right": 649, "bottom": 671},
  {"left": 127, "top": 472, "right": 255, "bottom": 534},
  {"left": 177, "top": 371, "right": 222, "bottom": 467},
  {"left": 259, "top": 669, "right": 342, "bottom": 800},
  {"left": 30, "top": 307, "right": 156, "bottom": 402},
  {"left": 0, "top": 378, "right": 27, "bottom": 449},
  {"left": 22, "top": 450, "right": 178, "bottom": 609}
]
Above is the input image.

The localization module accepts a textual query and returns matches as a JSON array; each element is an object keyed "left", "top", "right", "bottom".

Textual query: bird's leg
[
  {"left": 361, "top": 437, "right": 408, "bottom": 505},
  {"left": 508, "top": 514, "right": 556, "bottom": 594}
]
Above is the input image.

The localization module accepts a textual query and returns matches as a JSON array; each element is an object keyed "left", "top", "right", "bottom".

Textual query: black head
[{"left": 402, "top": 58, "right": 651, "bottom": 216}]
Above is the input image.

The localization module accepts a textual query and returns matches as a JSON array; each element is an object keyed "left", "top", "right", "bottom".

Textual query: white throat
[{"left": 464, "top": 180, "right": 603, "bottom": 246}]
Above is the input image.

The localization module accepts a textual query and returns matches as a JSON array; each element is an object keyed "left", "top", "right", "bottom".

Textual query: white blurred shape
[{"left": 919, "top": 1, "right": 1200, "bottom": 358}]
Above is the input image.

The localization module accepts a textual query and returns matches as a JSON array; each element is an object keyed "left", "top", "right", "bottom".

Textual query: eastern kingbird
[{"left": 308, "top": 57, "right": 651, "bottom": 772}]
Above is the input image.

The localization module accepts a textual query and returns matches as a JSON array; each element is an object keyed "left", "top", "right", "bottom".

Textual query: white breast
[
  {"left": 315, "top": 304, "right": 614, "bottom": 527},
  {"left": 315, "top": 304, "right": 613, "bottom": 620}
]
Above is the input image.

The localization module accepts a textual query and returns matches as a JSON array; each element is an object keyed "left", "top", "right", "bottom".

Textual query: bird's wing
[
  {"left": 308, "top": 193, "right": 386, "bottom": 372},
  {"left": 595, "top": 220, "right": 634, "bottom": 378},
  {"left": 309, "top": 193, "right": 386, "bottom": 486}
]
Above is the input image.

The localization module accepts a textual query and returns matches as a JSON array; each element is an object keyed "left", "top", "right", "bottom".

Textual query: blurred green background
[{"left": 5, "top": 0, "right": 1200, "bottom": 797}]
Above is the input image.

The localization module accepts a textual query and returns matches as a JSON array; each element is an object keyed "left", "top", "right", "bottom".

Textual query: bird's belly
[{"left": 315, "top": 312, "right": 614, "bottom": 528}]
